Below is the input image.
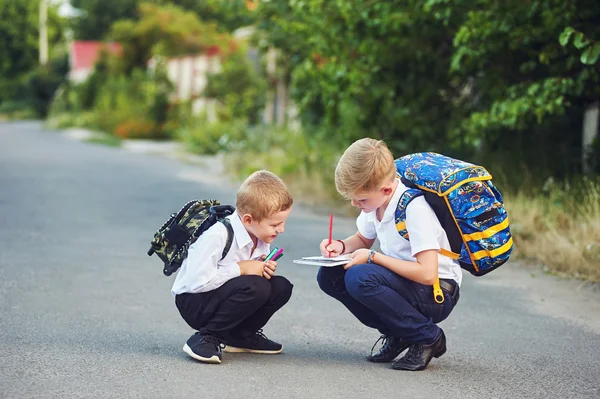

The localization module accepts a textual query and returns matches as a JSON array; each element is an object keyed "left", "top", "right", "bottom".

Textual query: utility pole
[{"left": 39, "top": 0, "right": 48, "bottom": 66}]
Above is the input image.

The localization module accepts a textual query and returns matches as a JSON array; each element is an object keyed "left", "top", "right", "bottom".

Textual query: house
[{"left": 68, "top": 41, "right": 122, "bottom": 83}]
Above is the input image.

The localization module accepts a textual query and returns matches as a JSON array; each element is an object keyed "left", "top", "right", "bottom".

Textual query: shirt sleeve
[
  {"left": 356, "top": 211, "right": 377, "bottom": 240},
  {"left": 174, "top": 223, "right": 241, "bottom": 294},
  {"left": 405, "top": 197, "right": 442, "bottom": 257}
]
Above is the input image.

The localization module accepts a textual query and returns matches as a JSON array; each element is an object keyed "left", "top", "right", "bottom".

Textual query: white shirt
[
  {"left": 356, "top": 179, "right": 463, "bottom": 286},
  {"left": 171, "top": 211, "right": 270, "bottom": 295}
]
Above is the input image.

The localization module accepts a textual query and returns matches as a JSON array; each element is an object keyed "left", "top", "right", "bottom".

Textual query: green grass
[
  {"left": 84, "top": 135, "right": 122, "bottom": 147},
  {"left": 506, "top": 179, "right": 600, "bottom": 282}
]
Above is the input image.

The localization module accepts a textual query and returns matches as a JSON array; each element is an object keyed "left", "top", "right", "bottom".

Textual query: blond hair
[
  {"left": 236, "top": 170, "right": 293, "bottom": 221},
  {"left": 335, "top": 138, "right": 396, "bottom": 198}
]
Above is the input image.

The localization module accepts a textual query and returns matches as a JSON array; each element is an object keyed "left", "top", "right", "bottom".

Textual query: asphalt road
[{"left": 1, "top": 121, "right": 599, "bottom": 399}]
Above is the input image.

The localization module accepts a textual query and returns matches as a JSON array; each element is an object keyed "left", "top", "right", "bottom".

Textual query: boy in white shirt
[
  {"left": 172, "top": 170, "right": 294, "bottom": 364},
  {"left": 317, "top": 138, "right": 461, "bottom": 371}
]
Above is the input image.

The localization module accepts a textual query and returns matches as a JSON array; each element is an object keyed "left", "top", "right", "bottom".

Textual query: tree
[
  {"left": 109, "top": 3, "right": 224, "bottom": 74},
  {"left": 253, "top": 0, "right": 600, "bottom": 178},
  {"left": 70, "top": 0, "right": 139, "bottom": 40},
  {"left": 70, "top": 0, "right": 254, "bottom": 41},
  {"left": 0, "top": 0, "right": 64, "bottom": 103},
  {"left": 252, "top": 0, "right": 466, "bottom": 152},
  {"left": 446, "top": 0, "right": 600, "bottom": 175}
]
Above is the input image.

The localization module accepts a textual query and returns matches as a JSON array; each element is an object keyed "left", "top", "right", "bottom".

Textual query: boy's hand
[
  {"left": 262, "top": 260, "right": 277, "bottom": 279},
  {"left": 344, "top": 248, "right": 372, "bottom": 269},
  {"left": 239, "top": 260, "right": 267, "bottom": 278},
  {"left": 320, "top": 239, "right": 344, "bottom": 258}
]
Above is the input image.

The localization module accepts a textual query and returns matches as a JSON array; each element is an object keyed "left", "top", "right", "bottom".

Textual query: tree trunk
[
  {"left": 263, "top": 47, "right": 277, "bottom": 125},
  {"left": 276, "top": 78, "right": 288, "bottom": 127},
  {"left": 582, "top": 101, "right": 599, "bottom": 175},
  {"left": 39, "top": 0, "right": 48, "bottom": 66}
]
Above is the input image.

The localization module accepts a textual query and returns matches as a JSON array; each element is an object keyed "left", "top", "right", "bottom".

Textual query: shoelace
[
  {"left": 403, "top": 344, "right": 424, "bottom": 363},
  {"left": 199, "top": 335, "right": 225, "bottom": 351},
  {"left": 370, "top": 335, "right": 389, "bottom": 356},
  {"left": 249, "top": 329, "right": 269, "bottom": 344}
]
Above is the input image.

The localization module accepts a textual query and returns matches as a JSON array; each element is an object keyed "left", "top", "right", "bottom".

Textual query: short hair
[
  {"left": 236, "top": 170, "right": 293, "bottom": 221},
  {"left": 335, "top": 138, "right": 396, "bottom": 198}
]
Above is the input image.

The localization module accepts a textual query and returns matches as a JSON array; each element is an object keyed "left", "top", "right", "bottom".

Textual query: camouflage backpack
[{"left": 147, "top": 200, "right": 235, "bottom": 276}]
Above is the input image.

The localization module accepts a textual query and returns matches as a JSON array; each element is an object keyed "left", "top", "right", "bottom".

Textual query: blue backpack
[{"left": 394, "top": 152, "right": 513, "bottom": 276}]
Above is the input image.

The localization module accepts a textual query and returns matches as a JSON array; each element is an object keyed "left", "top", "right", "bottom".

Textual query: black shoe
[
  {"left": 391, "top": 330, "right": 446, "bottom": 371},
  {"left": 366, "top": 335, "right": 410, "bottom": 363},
  {"left": 224, "top": 329, "right": 283, "bottom": 354},
  {"left": 183, "top": 333, "right": 224, "bottom": 364}
]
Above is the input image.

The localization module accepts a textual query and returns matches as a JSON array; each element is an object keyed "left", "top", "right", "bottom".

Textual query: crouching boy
[
  {"left": 317, "top": 138, "right": 461, "bottom": 371},
  {"left": 172, "top": 170, "right": 294, "bottom": 364}
]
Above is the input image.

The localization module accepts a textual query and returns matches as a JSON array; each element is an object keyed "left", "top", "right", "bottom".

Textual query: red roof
[{"left": 70, "top": 41, "right": 122, "bottom": 71}]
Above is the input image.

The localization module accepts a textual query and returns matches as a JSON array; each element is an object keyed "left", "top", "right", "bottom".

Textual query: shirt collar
[
  {"left": 229, "top": 211, "right": 269, "bottom": 252},
  {"left": 365, "top": 178, "right": 405, "bottom": 223}
]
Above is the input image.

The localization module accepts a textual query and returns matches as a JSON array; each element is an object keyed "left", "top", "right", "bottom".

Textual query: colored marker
[
  {"left": 265, "top": 247, "right": 279, "bottom": 261},
  {"left": 328, "top": 214, "right": 333, "bottom": 257},
  {"left": 271, "top": 248, "right": 284, "bottom": 261}
]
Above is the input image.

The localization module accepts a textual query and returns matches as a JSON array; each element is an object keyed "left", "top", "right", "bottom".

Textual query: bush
[
  {"left": 223, "top": 124, "right": 346, "bottom": 208},
  {"left": 178, "top": 118, "right": 248, "bottom": 155},
  {"left": 0, "top": 100, "right": 36, "bottom": 120},
  {"left": 114, "top": 119, "right": 157, "bottom": 139},
  {"left": 22, "top": 54, "right": 68, "bottom": 117},
  {"left": 205, "top": 44, "right": 266, "bottom": 125},
  {"left": 89, "top": 69, "right": 173, "bottom": 139},
  {"left": 46, "top": 111, "right": 97, "bottom": 129}
]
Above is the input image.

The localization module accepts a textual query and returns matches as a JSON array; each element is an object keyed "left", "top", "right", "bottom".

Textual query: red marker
[{"left": 328, "top": 214, "right": 333, "bottom": 257}]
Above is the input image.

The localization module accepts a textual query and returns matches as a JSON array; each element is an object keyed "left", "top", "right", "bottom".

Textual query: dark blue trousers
[{"left": 317, "top": 263, "right": 457, "bottom": 344}]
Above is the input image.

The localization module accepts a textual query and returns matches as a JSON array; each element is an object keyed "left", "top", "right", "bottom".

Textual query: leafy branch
[{"left": 559, "top": 27, "right": 600, "bottom": 65}]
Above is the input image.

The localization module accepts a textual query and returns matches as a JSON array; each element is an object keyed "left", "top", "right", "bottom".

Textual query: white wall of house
[
  {"left": 165, "top": 54, "right": 220, "bottom": 121},
  {"left": 68, "top": 68, "right": 91, "bottom": 84}
]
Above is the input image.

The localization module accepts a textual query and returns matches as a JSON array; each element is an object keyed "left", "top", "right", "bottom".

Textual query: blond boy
[
  {"left": 172, "top": 170, "right": 294, "bottom": 364},
  {"left": 317, "top": 138, "right": 461, "bottom": 371}
]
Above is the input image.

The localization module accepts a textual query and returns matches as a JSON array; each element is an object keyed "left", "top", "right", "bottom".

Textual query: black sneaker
[
  {"left": 183, "top": 333, "right": 224, "bottom": 364},
  {"left": 223, "top": 330, "right": 283, "bottom": 354},
  {"left": 366, "top": 335, "right": 411, "bottom": 363}
]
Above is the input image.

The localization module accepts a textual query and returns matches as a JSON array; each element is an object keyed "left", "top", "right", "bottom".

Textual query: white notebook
[{"left": 292, "top": 255, "right": 352, "bottom": 267}]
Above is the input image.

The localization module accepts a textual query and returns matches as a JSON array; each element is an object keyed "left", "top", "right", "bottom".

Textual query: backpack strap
[
  {"left": 394, "top": 188, "right": 445, "bottom": 304},
  {"left": 219, "top": 218, "right": 234, "bottom": 260},
  {"left": 394, "top": 188, "right": 424, "bottom": 240}
]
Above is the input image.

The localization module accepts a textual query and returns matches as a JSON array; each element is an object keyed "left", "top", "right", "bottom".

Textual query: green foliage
[
  {"left": 0, "top": 0, "right": 65, "bottom": 104},
  {"left": 90, "top": 68, "right": 173, "bottom": 138},
  {"left": 70, "top": 0, "right": 254, "bottom": 41},
  {"left": 178, "top": 118, "right": 248, "bottom": 155},
  {"left": 251, "top": 0, "right": 600, "bottom": 176},
  {"left": 205, "top": 44, "right": 266, "bottom": 124},
  {"left": 49, "top": 65, "right": 175, "bottom": 139},
  {"left": 70, "top": 0, "right": 139, "bottom": 40},
  {"left": 224, "top": 124, "right": 346, "bottom": 208},
  {"left": 559, "top": 27, "right": 600, "bottom": 65},
  {"left": 164, "top": 0, "right": 255, "bottom": 33},
  {"left": 109, "top": 3, "right": 223, "bottom": 73},
  {"left": 253, "top": 0, "right": 467, "bottom": 153},
  {"left": 21, "top": 54, "right": 69, "bottom": 117}
]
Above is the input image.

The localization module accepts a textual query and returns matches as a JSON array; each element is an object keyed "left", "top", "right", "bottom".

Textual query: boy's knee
[
  {"left": 344, "top": 264, "right": 378, "bottom": 298},
  {"left": 270, "top": 275, "right": 293, "bottom": 302},
  {"left": 317, "top": 266, "right": 337, "bottom": 294},
  {"left": 239, "top": 275, "right": 272, "bottom": 305}
]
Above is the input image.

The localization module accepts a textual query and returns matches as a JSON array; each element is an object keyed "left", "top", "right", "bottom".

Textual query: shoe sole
[
  {"left": 223, "top": 345, "right": 283, "bottom": 354},
  {"left": 183, "top": 344, "right": 221, "bottom": 364}
]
